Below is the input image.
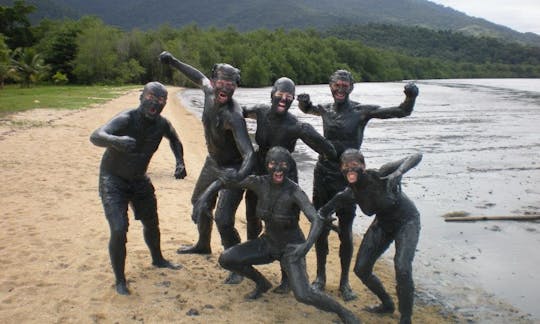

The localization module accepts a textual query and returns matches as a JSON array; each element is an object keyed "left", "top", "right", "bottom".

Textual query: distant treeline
[
  {"left": 2, "top": 3, "right": 540, "bottom": 88},
  {"left": 326, "top": 24, "right": 540, "bottom": 66}
]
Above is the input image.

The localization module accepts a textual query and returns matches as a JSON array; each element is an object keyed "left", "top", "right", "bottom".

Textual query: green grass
[{"left": 0, "top": 84, "right": 141, "bottom": 117}]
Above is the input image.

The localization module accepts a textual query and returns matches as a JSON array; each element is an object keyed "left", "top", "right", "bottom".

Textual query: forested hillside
[
  {"left": 3, "top": 0, "right": 539, "bottom": 45},
  {"left": 327, "top": 24, "right": 540, "bottom": 66},
  {"left": 1, "top": 1, "right": 539, "bottom": 88}
]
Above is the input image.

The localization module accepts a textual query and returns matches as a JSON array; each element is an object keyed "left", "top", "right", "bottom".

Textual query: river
[{"left": 178, "top": 78, "right": 540, "bottom": 323}]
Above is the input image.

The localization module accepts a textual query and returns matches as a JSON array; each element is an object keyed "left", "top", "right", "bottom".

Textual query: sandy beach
[{"left": 0, "top": 87, "right": 456, "bottom": 323}]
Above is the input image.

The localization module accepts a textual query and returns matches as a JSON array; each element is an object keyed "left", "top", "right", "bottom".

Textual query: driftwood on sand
[{"left": 444, "top": 215, "right": 540, "bottom": 222}]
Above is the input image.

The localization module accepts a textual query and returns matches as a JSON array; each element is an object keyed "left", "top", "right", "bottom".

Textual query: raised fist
[
  {"left": 159, "top": 51, "right": 174, "bottom": 65},
  {"left": 403, "top": 82, "right": 419, "bottom": 99},
  {"left": 297, "top": 93, "right": 311, "bottom": 106}
]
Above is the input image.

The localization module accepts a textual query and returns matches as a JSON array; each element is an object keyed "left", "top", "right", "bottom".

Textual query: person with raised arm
[
  {"left": 319, "top": 149, "right": 422, "bottom": 324},
  {"left": 241, "top": 77, "right": 337, "bottom": 293},
  {"left": 297, "top": 69, "right": 418, "bottom": 300},
  {"left": 159, "top": 51, "right": 255, "bottom": 284}
]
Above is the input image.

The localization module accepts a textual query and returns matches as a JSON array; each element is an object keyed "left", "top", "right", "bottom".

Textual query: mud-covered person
[
  {"left": 193, "top": 147, "right": 360, "bottom": 324},
  {"left": 241, "top": 77, "right": 337, "bottom": 293},
  {"left": 159, "top": 51, "right": 255, "bottom": 284},
  {"left": 297, "top": 70, "right": 418, "bottom": 300},
  {"left": 319, "top": 149, "right": 422, "bottom": 324},
  {"left": 90, "top": 81, "right": 186, "bottom": 295}
]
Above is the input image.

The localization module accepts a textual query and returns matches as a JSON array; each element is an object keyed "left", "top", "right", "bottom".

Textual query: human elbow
[
  {"left": 89, "top": 130, "right": 100, "bottom": 146},
  {"left": 412, "top": 152, "right": 423, "bottom": 166}
]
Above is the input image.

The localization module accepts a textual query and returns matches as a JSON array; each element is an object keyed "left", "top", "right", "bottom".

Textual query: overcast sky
[{"left": 429, "top": 0, "right": 540, "bottom": 35}]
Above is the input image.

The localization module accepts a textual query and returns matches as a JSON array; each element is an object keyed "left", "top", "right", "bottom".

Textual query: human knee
[
  {"left": 141, "top": 217, "right": 159, "bottom": 232},
  {"left": 215, "top": 218, "right": 239, "bottom": 242},
  {"left": 218, "top": 251, "right": 234, "bottom": 270},
  {"left": 339, "top": 241, "right": 353, "bottom": 257},
  {"left": 395, "top": 262, "right": 413, "bottom": 283},
  {"left": 338, "top": 228, "right": 354, "bottom": 243},
  {"left": 292, "top": 288, "right": 314, "bottom": 305},
  {"left": 315, "top": 234, "right": 330, "bottom": 251},
  {"left": 110, "top": 228, "right": 127, "bottom": 245},
  {"left": 214, "top": 210, "right": 235, "bottom": 229},
  {"left": 108, "top": 214, "right": 127, "bottom": 237},
  {"left": 353, "top": 263, "right": 371, "bottom": 281}
]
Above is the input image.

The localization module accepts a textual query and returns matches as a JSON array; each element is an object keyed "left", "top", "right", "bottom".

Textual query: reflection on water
[{"left": 179, "top": 79, "right": 540, "bottom": 322}]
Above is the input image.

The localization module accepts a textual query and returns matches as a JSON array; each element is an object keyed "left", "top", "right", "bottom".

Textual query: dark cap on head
[
  {"left": 271, "top": 77, "right": 296, "bottom": 98},
  {"left": 141, "top": 81, "right": 167, "bottom": 100},
  {"left": 265, "top": 146, "right": 293, "bottom": 166},
  {"left": 212, "top": 63, "right": 241, "bottom": 85},
  {"left": 330, "top": 69, "right": 354, "bottom": 86},
  {"left": 340, "top": 148, "right": 365, "bottom": 165}
]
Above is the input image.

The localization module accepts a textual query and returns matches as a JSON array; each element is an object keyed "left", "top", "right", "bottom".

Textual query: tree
[
  {"left": 116, "top": 59, "right": 145, "bottom": 84},
  {"left": 72, "top": 18, "right": 131, "bottom": 84},
  {"left": 0, "top": 34, "right": 11, "bottom": 88},
  {"left": 36, "top": 20, "right": 80, "bottom": 82},
  {"left": 116, "top": 29, "right": 151, "bottom": 83},
  {"left": 0, "top": 0, "right": 36, "bottom": 49},
  {"left": 10, "top": 47, "right": 49, "bottom": 87},
  {"left": 241, "top": 55, "right": 270, "bottom": 87}
]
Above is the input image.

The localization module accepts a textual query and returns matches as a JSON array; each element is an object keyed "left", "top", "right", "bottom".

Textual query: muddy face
[
  {"left": 341, "top": 160, "right": 365, "bottom": 184},
  {"left": 266, "top": 147, "right": 293, "bottom": 185},
  {"left": 271, "top": 91, "right": 294, "bottom": 114},
  {"left": 213, "top": 79, "right": 237, "bottom": 104},
  {"left": 140, "top": 83, "right": 167, "bottom": 121},
  {"left": 211, "top": 63, "right": 240, "bottom": 105},
  {"left": 270, "top": 77, "right": 295, "bottom": 115},
  {"left": 340, "top": 149, "right": 366, "bottom": 184},
  {"left": 330, "top": 79, "right": 352, "bottom": 104}
]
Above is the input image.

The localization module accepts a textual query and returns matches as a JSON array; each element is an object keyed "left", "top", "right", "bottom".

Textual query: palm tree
[
  {"left": 10, "top": 47, "right": 49, "bottom": 87},
  {"left": 0, "top": 34, "right": 11, "bottom": 89}
]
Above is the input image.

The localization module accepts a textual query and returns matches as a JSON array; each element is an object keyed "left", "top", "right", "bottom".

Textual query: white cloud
[{"left": 429, "top": 0, "right": 540, "bottom": 34}]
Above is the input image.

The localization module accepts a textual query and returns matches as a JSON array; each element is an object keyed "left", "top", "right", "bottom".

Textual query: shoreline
[
  {"left": 0, "top": 87, "right": 458, "bottom": 323},
  {"left": 178, "top": 82, "right": 540, "bottom": 324}
]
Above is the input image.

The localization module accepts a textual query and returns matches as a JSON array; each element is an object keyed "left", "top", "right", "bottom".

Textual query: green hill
[
  {"left": 327, "top": 24, "right": 540, "bottom": 65},
  {"left": 3, "top": 0, "right": 539, "bottom": 45}
]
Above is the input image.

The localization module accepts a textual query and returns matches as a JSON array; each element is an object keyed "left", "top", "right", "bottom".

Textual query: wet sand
[
  {"left": 311, "top": 79, "right": 540, "bottom": 322},
  {"left": 180, "top": 79, "right": 540, "bottom": 323}
]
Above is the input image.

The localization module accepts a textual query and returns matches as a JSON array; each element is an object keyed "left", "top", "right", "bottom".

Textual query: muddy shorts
[{"left": 99, "top": 173, "right": 157, "bottom": 232}]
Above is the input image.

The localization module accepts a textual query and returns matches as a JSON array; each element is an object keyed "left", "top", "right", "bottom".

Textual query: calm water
[{"left": 179, "top": 79, "right": 540, "bottom": 322}]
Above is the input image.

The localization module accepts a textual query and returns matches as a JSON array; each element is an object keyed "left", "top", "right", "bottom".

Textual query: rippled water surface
[{"left": 179, "top": 79, "right": 540, "bottom": 322}]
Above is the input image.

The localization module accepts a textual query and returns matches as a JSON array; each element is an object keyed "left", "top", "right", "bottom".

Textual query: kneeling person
[{"left": 193, "top": 147, "right": 359, "bottom": 324}]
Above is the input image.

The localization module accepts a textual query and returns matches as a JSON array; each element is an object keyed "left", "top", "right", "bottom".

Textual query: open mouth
[
  {"left": 217, "top": 92, "right": 229, "bottom": 102},
  {"left": 272, "top": 171, "right": 284, "bottom": 183},
  {"left": 346, "top": 171, "right": 357, "bottom": 183},
  {"left": 149, "top": 107, "right": 157, "bottom": 114},
  {"left": 334, "top": 92, "right": 346, "bottom": 100},
  {"left": 277, "top": 102, "right": 287, "bottom": 112}
]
